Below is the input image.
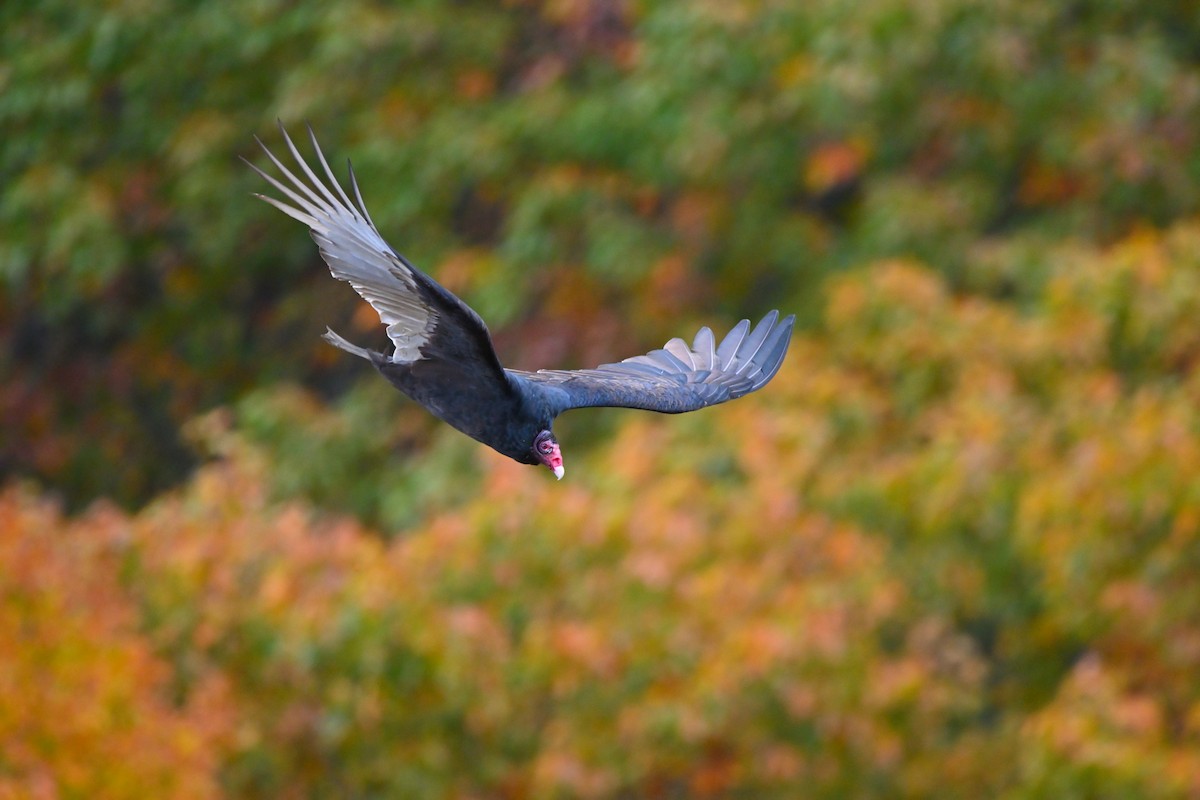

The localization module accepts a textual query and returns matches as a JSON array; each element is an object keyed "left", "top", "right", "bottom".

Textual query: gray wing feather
[
  {"left": 716, "top": 318, "right": 750, "bottom": 364},
  {"left": 245, "top": 123, "right": 435, "bottom": 363},
  {"left": 512, "top": 311, "right": 796, "bottom": 415},
  {"left": 732, "top": 310, "right": 778, "bottom": 375},
  {"left": 692, "top": 327, "right": 716, "bottom": 371},
  {"left": 664, "top": 337, "right": 695, "bottom": 368}
]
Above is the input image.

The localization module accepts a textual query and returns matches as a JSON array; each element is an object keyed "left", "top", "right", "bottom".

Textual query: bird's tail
[{"left": 322, "top": 327, "right": 374, "bottom": 360}]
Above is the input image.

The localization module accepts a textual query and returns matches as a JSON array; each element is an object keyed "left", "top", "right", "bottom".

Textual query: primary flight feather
[{"left": 246, "top": 125, "right": 795, "bottom": 480}]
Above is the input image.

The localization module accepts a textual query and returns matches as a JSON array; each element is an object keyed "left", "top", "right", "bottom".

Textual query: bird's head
[{"left": 533, "top": 430, "right": 564, "bottom": 480}]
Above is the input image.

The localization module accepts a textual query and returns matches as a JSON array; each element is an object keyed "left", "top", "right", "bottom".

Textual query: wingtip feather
[
  {"left": 750, "top": 320, "right": 794, "bottom": 389},
  {"left": 692, "top": 326, "right": 716, "bottom": 370},
  {"left": 732, "top": 310, "right": 780, "bottom": 375},
  {"left": 716, "top": 318, "right": 751, "bottom": 367}
]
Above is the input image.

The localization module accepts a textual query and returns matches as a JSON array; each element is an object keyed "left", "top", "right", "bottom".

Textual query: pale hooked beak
[{"left": 545, "top": 442, "right": 565, "bottom": 480}]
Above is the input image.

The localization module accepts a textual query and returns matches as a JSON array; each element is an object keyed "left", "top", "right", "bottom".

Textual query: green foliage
[
  {"left": 7, "top": 226, "right": 1200, "bottom": 795},
  {"left": 4, "top": 0, "right": 1200, "bottom": 505},
  {"left": 5, "top": 1, "right": 1200, "bottom": 795},
  {"left": 217, "top": 382, "right": 483, "bottom": 531}
]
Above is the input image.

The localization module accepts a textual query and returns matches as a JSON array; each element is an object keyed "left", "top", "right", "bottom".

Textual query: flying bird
[{"left": 246, "top": 126, "right": 795, "bottom": 480}]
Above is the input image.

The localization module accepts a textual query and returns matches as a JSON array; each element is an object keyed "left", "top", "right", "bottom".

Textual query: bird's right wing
[
  {"left": 245, "top": 124, "right": 512, "bottom": 393},
  {"left": 512, "top": 311, "right": 795, "bottom": 415}
]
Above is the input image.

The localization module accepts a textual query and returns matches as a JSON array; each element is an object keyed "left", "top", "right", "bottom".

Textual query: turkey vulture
[{"left": 246, "top": 126, "right": 795, "bottom": 480}]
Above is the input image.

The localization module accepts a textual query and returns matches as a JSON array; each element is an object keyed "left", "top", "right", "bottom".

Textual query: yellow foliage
[
  {"left": 0, "top": 490, "right": 233, "bottom": 799},
  {"left": 8, "top": 219, "right": 1200, "bottom": 795}
]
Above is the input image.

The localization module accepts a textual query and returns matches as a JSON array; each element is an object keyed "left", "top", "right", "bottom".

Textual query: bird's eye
[{"left": 538, "top": 441, "right": 553, "bottom": 454}]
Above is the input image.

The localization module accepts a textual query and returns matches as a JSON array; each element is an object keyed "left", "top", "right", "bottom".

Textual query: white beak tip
[{"left": 553, "top": 465, "right": 565, "bottom": 480}]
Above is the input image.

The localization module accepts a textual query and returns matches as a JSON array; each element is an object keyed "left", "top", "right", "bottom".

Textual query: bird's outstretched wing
[
  {"left": 512, "top": 311, "right": 795, "bottom": 415},
  {"left": 245, "top": 124, "right": 512, "bottom": 393}
]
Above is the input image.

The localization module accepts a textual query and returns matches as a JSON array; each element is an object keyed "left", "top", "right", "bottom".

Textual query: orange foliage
[
  {"left": 0, "top": 491, "right": 233, "bottom": 799},
  {"left": 804, "top": 140, "right": 868, "bottom": 195},
  {"left": 7, "top": 219, "right": 1200, "bottom": 796}
]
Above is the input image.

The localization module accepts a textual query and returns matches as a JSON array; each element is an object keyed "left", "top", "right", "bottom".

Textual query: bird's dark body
[
  {"left": 247, "top": 125, "right": 795, "bottom": 478},
  {"left": 360, "top": 255, "right": 554, "bottom": 464},
  {"left": 376, "top": 355, "right": 546, "bottom": 464}
]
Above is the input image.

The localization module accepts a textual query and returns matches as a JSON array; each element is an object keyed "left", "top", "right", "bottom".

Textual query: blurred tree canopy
[
  {"left": 4, "top": 0, "right": 1199, "bottom": 507},
  {"left": 7, "top": 234, "right": 1200, "bottom": 795},
  {"left": 4, "top": 0, "right": 1200, "bottom": 796}
]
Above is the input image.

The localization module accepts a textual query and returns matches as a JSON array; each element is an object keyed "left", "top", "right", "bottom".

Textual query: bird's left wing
[
  {"left": 245, "top": 124, "right": 512, "bottom": 392},
  {"left": 512, "top": 311, "right": 795, "bottom": 415}
]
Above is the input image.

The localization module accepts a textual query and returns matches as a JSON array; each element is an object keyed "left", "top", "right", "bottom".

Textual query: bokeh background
[{"left": 5, "top": 0, "right": 1200, "bottom": 796}]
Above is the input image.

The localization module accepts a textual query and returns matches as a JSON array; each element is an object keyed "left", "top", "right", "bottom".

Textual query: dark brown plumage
[{"left": 246, "top": 125, "right": 795, "bottom": 479}]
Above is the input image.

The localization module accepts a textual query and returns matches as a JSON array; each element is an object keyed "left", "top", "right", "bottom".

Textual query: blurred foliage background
[{"left": 4, "top": 0, "right": 1200, "bottom": 796}]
